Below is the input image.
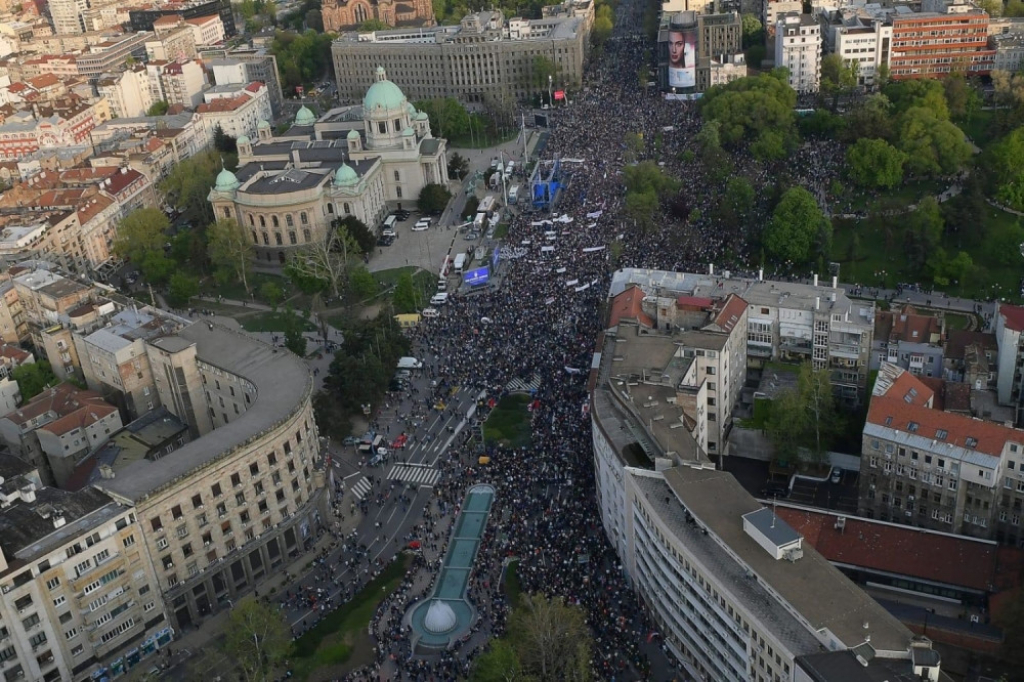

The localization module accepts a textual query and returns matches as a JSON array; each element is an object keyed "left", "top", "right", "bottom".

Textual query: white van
[
  {"left": 436, "top": 278, "right": 447, "bottom": 292},
  {"left": 421, "top": 307, "right": 439, "bottom": 318},
  {"left": 453, "top": 253, "right": 467, "bottom": 276},
  {"left": 430, "top": 293, "right": 449, "bottom": 306}
]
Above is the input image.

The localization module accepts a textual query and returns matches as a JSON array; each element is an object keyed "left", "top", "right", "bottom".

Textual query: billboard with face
[{"left": 667, "top": 28, "right": 697, "bottom": 89}]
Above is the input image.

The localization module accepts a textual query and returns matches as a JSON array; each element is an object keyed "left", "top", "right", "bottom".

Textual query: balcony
[
  {"left": 829, "top": 342, "right": 861, "bottom": 360},
  {"left": 779, "top": 339, "right": 812, "bottom": 355}
]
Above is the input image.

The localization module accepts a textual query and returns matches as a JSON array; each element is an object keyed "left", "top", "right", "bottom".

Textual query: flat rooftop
[
  {"left": 93, "top": 321, "right": 312, "bottom": 502},
  {"left": 662, "top": 466, "right": 912, "bottom": 653}
]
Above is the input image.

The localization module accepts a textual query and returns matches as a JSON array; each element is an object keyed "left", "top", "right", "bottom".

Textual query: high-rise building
[{"left": 775, "top": 14, "right": 822, "bottom": 92}]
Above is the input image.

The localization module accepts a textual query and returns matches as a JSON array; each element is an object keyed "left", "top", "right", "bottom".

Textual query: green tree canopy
[
  {"left": 624, "top": 160, "right": 680, "bottom": 196},
  {"left": 898, "top": 107, "right": 973, "bottom": 177},
  {"left": 414, "top": 98, "right": 471, "bottom": 139},
  {"left": 167, "top": 273, "right": 200, "bottom": 308},
  {"left": 448, "top": 152, "right": 470, "bottom": 180},
  {"left": 741, "top": 13, "right": 763, "bottom": 48},
  {"left": 845, "top": 138, "right": 908, "bottom": 189},
  {"left": 985, "top": 127, "right": 1024, "bottom": 211},
  {"left": 11, "top": 362, "right": 57, "bottom": 401},
  {"left": 765, "top": 363, "right": 841, "bottom": 463},
  {"left": 418, "top": 183, "right": 452, "bottom": 214},
  {"left": 764, "top": 187, "right": 831, "bottom": 266},
  {"left": 271, "top": 29, "right": 334, "bottom": 93},
  {"left": 223, "top": 596, "right": 292, "bottom": 682},
  {"left": 160, "top": 149, "right": 228, "bottom": 225},
  {"left": 207, "top": 218, "right": 254, "bottom": 292},
  {"left": 903, "top": 196, "right": 945, "bottom": 272},
  {"left": 335, "top": 215, "right": 376, "bottom": 254},
  {"left": 883, "top": 79, "right": 950, "bottom": 120},
  {"left": 392, "top": 272, "right": 419, "bottom": 313},
  {"left": 700, "top": 72, "right": 798, "bottom": 148},
  {"left": 114, "top": 208, "right": 170, "bottom": 264},
  {"left": 843, "top": 94, "right": 893, "bottom": 142},
  {"left": 348, "top": 266, "right": 378, "bottom": 299},
  {"left": 146, "top": 100, "right": 169, "bottom": 116},
  {"left": 507, "top": 593, "right": 592, "bottom": 682},
  {"left": 471, "top": 639, "right": 530, "bottom": 682}
]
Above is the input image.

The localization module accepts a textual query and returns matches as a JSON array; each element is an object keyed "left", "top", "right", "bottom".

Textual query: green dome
[
  {"left": 257, "top": 119, "right": 271, "bottom": 129},
  {"left": 363, "top": 66, "right": 407, "bottom": 112},
  {"left": 402, "top": 127, "right": 415, "bottom": 137},
  {"left": 415, "top": 111, "right": 428, "bottom": 121},
  {"left": 405, "top": 102, "right": 416, "bottom": 114},
  {"left": 347, "top": 129, "right": 360, "bottom": 140},
  {"left": 334, "top": 163, "right": 358, "bottom": 186},
  {"left": 214, "top": 168, "right": 240, "bottom": 192},
  {"left": 295, "top": 105, "right": 316, "bottom": 126},
  {"left": 237, "top": 134, "right": 250, "bottom": 145}
]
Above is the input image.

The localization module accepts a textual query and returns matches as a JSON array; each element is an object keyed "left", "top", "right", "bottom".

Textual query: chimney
[
  {"left": 832, "top": 276, "right": 838, "bottom": 289},
  {"left": 813, "top": 273, "right": 818, "bottom": 287},
  {"left": 52, "top": 512, "right": 65, "bottom": 528},
  {"left": 98, "top": 464, "right": 115, "bottom": 479},
  {"left": 709, "top": 264, "right": 714, "bottom": 276},
  {"left": 20, "top": 485, "right": 35, "bottom": 503}
]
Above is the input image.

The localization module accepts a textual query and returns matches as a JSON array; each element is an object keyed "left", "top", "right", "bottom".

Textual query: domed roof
[
  {"left": 237, "top": 134, "right": 250, "bottom": 145},
  {"left": 257, "top": 119, "right": 271, "bottom": 129},
  {"left": 347, "top": 129, "right": 361, "bottom": 140},
  {"left": 334, "top": 163, "right": 359, "bottom": 186},
  {"left": 363, "top": 66, "right": 407, "bottom": 113},
  {"left": 423, "top": 600, "right": 457, "bottom": 634},
  {"left": 406, "top": 102, "right": 416, "bottom": 114},
  {"left": 214, "top": 168, "right": 239, "bottom": 192},
  {"left": 415, "top": 111, "right": 428, "bottom": 121},
  {"left": 295, "top": 105, "right": 316, "bottom": 126},
  {"left": 402, "top": 127, "right": 415, "bottom": 137}
]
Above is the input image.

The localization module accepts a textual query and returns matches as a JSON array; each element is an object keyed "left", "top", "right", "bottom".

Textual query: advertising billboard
[
  {"left": 464, "top": 267, "right": 490, "bottom": 286},
  {"left": 667, "top": 26, "right": 697, "bottom": 89}
]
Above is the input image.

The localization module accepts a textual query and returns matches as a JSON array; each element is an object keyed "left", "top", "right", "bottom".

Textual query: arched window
[
  {"left": 289, "top": 231, "right": 297, "bottom": 245},
  {"left": 354, "top": 4, "right": 368, "bottom": 23},
  {"left": 223, "top": 207, "right": 231, "bottom": 218},
  {"left": 303, "top": 229, "right": 311, "bottom": 242},
  {"left": 394, "top": 170, "right": 400, "bottom": 181},
  {"left": 285, "top": 214, "right": 294, "bottom": 227},
  {"left": 275, "top": 233, "right": 283, "bottom": 245},
  {"left": 251, "top": 230, "right": 258, "bottom": 244},
  {"left": 248, "top": 215, "right": 254, "bottom": 226},
  {"left": 327, "top": 203, "right": 334, "bottom": 214},
  {"left": 343, "top": 203, "right": 350, "bottom": 214},
  {"left": 272, "top": 216, "right": 279, "bottom": 228},
  {"left": 300, "top": 212, "right": 308, "bottom": 225},
  {"left": 262, "top": 232, "right": 269, "bottom": 245},
  {"left": 259, "top": 216, "right": 266, "bottom": 228}
]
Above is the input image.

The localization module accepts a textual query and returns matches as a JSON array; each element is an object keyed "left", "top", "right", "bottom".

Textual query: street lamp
[{"left": 548, "top": 74, "right": 553, "bottom": 107}]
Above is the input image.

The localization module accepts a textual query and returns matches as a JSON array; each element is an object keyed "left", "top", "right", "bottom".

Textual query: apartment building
[
  {"left": 609, "top": 269, "right": 876, "bottom": 405},
  {"left": 196, "top": 81, "right": 271, "bottom": 142},
  {"left": 87, "top": 321, "right": 325, "bottom": 629},
  {"left": 331, "top": 10, "right": 586, "bottom": 105},
  {"left": 95, "top": 65, "right": 153, "bottom": 120},
  {"left": 0, "top": 99, "right": 110, "bottom": 160},
  {"left": 199, "top": 46, "right": 284, "bottom": 115},
  {"left": 90, "top": 111, "right": 211, "bottom": 163},
  {"left": 0, "top": 458, "right": 171, "bottom": 682},
  {"left": 146, "top": 59, "right": 206, "bottom": 108},
  {"left": 48, "top": 0, "right": 90, "bottom": 35},
  {"left": 869, "top": 304, "right": 945, "bottom": 376},
  {"left": 995, "top": 302, "right": 1024, "bottom": 424},
  {"left": 127, "top": 0, "right": 235, "bottom": 37},
  {"left": 695, "top": 12, "right": 745, "bottom": 92},
  {"left": 618, "top": 464, "right": 941, "bottom": 682},
  {"left": 890, "top": 4, "right": 993, "bottom": 79},
  {"left": 184, "top": 14, "right": 225, "bottom": 46},
  {"left": 775, "top": 14, "right": 822, "bottom": 92},
  {"left": 146, "top": 23, "right": 196, "bottom": 62},
  {"left": 857, "top": 362, "right": 1024, "bottom": 545},
  {"left": 820, "top": 9, "right": 893, "bottom": 86},
  {"left": 0, "top": 383, "right": 122, "bottom": 486}
]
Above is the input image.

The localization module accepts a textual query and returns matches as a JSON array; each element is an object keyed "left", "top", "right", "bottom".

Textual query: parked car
[
  {"left": 412, "top": 219, "right": 430, "bottom": 231},
  {"left": 830, "top": 467, "right": 842, "bottom": 484},
  {"left": 761, "top": 482, "right": 789, "bottom": 498},
  {"left": 341, "top": 436, "right": 359, "bottom": 446},
  {"left": 377, "top": 235, "right": 395, "bottom": 246}
]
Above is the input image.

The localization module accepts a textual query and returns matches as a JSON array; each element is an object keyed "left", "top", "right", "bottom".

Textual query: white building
[
  {"left": 196, "top": 81, "right": 272, "bottom": 141},
  {"left": 95, "top": 65, "right": 154, "bottom": 119},
  {"left": 48, "top": 0, "right": 89, "bottom": 34},
  {"left": 775, "top": 14, "right": 822, "bottom": 92},
  {"left": 992, "top": 32, "right": 1024, "bottom": 72},
  {"left": 994, "top": 302, "right": 1024, "bottom": 421},
  {"left": 185, "top": 14, "right": 225, "bottom": 46},
  {"left": 764, "top": 0, "right": 802, "bottom": 34},
  {"left": 709, "top": 53, "right": 747, "bottom": 87},
  {"left": 146, "top": 59, "right": 207, "bottom": 108}
]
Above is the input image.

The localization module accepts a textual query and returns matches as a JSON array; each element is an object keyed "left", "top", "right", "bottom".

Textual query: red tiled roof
[
  {"left": 39, "top": 400, "right": 118, "bottom": 437},
  {"left": 609, "top": 285, "right": 653, "bottom": 328},
  {"left": 868, "top": 394, "right": 1020, "bottom": 457},
  {"left": 76, "top": 194, "right": 114, "bottom": 225},
  {"left": 26, "top": 73, "right": 59, "bottom": 89},
  {"left": 711, "top": 294, "right": 746, "bottom": 333},
  {"left": 244, "top": 81, "right": 264, "bottom": 93},
  {"left": 999, "top": 302, "right": 1024, "bottom": 333},
  {"left": 5, "top": 82, "right": 28, "bottom": 93},
  {"left": 878, "top": 367, "right": 934, "bottom": 407},
  {"left": 0, "top": 344, "right": 30, "bottom": 363},
  {"left": 196, "top": 93, "right": 251, "bottom": 113},
  {"left": 2, "top": 383, "right": 110, "bottom": 428},
  {"left": 775, "top": 506, "right": 997, "bottom": 593},
  {"left": 101, "top": 168, "right": 145, "bottom": 197},
  {"left": 184, "top": 13, "right": 218, "bottom": 25}
]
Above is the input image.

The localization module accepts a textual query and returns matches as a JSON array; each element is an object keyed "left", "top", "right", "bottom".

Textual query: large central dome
[{"left": 363, "top": 66, "right": 407, "bottom": 112}]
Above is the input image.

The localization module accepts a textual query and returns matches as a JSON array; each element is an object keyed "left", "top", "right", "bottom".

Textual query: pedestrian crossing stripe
[
  {"left": 387, "top": 465, "right": 442, "bottom": 487},
  {"left": 349, "top": 477, "right": 372, "bottom": 501},
  {"left": 506, "top": 375, "right": 541, "bottom": 393}
]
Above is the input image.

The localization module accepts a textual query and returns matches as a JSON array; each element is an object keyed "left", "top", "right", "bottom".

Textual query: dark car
[
  {"left": 341, "top": 436, "right": 358, "bottom": 446},
  {"left": 760, "top": 483, "right": 789, "bottom": 499},
  {"left": 395, "top": 210, "right": 411, "bottom": 220},
  {"left": 377, "top": 235, "right": 396, "bottom": 246}
]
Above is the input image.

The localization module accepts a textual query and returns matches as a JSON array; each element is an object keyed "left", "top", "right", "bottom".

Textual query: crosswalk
[
  {"left": 348, "top": 477, "right": 372, "bottom": 501},
  {"left": 506, "top": 375, "right": 541, "bottom": 393},
  {"left": 387, "top": 465, "right": 442, "bottom": 487}
]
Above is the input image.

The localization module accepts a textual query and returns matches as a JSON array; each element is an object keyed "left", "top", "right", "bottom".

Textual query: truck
[
  {"left": 397, "top": 357, "right": 424, "bottom": 370},
  {"left": 453, "top": 252, "right": 467, "bottom": 275},
  {"left": 508, "top": 185, "right": 519, "bottom": 204}
]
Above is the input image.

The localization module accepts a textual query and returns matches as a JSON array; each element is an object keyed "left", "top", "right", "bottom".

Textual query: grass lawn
[
  {"left": 210, "top": 272, "right": 295, "bottom": 305},
  {"left": 483, "top": 394, "right": 532, "bottom": 448},
  {"left": 493, "top": 222, "right": 509, "bottom": 239},
  {"left": 832, "top": 206, "right": 1024, "bottom": 303},
  {"left": 291, "top": 554, "right": 412, "bottom": 681},
  {"left": 504, "top": 560, "right": 522, "bottom": 608},
  {"left": 945, "top": 312, "right": 973, "bottom": 331},
  {"left": 239, "top": 311, "right": 316, "bottom": 333},
  {"left": 837, "top": 177, "right": 945, "bottom": 215},
  {"left": 957, "top": 110, "right": 997, "bottom": 148}
]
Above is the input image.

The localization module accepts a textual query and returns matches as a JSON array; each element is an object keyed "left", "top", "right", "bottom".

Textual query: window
[
  {"left": 250, "top": 463, "right": 260, "bottom": 476},
  {"left": 275, "top": 233, "right": 282, "bottom": 246},
  {"left": 94, "top": 549, "right": 110, "bottom": 564},
  {"left": 966, "top": 437, "right": 978, "bottom": 448},
  {"left": 46, "top": 577, "right": 60, "bottom": 590},
  {"left": 231, "top": 473, "right": 241, "bottom": 487},
  {"left": 53, "top": 595, "right": 65, "bottom": 607},
  {"left": 150, "top": 517, "right": 162, "bottom": 532},
  {"left": 74, "top": 560, "right": 92, "bottom": 578},
  {"left": 272, "top": 216, "right": 279, "bottom": 228},
  {"left": 192, "top": 494, "right": 203, "bottom": 509},
  {"left": 212, "top": 483, "right": 222, "bottom": 497},
  {"left": 303, "top": 228, "right": 311, "bottom": 242},
  {"left": 285, "top": 214, "right": 293, "bottom": 227},
  {"left": 235, "top": 492, "right": 246, "bottom": 506},
  {"left": 300, "top": 212, "right": 308, "bottom": 225},
  {"left": 288, "top": 231, "right": 297, "bottom": 245}
]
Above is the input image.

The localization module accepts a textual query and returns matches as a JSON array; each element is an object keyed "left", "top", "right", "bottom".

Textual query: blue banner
[
  {"left": 464, "top": 267, "right": 490, "bottom": 286},
  {"left": 491, "top": 247, "right": 500, "bottom": 269}
]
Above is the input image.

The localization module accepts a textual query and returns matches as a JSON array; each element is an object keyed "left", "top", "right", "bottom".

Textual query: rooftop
[
  {"left": 662, "top": 466, "right": 913, "bottom": 653},
  {"left": 93, "top": 321, "right": 312, "bottom": 502}
]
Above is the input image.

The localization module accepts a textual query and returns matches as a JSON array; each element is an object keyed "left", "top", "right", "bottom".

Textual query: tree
[
  {"left": 286, "top": 223, "right": 360, "bottom": 297},
  {"left": 223, "top": 597, "right": 292, "bottom": 682},
  {"left": 213, "top": 124, "right": 237, "bottom": 155},
  {"left": 284, "top": 320, "right": 308, "bottom": 356},
  {"left": 942, "top": 73, "right": 981, "bottom": 121},
  {"left": 764, "top": 187, "right": 831, "bottom": 266},
  {"left": 844, "top": 94, "right": 893, "bottom": 142},
  {"left": 883, "top": 79, "right": 950, "bottom": 120},
  {"left": 207, "top": 218, "right": 254, "bottom": 293},
  {"left": 898, "top": 107, "right": 973, "bottom": 177},
  {"left": 414, "top": 98, "right": 471, "bottom": 139},
  {"left": 114, "top": 208, "right": 170, "bottom": 264},
  {"left": 448, "top": 152, "right": 470, "bottom": 180},
  {"left": 140, "top": 252, "right": 176, "bottom": 285},
  {"left": 336, "top": 215, "right": 375, "bottom": 254},
  {"left": 741, "top": 13, "right": 763, "bottom": 48},
  {"left": 259, "top": 280, "right": 284, "bottom": 306},
  {"left": 984, "top": 127, "right": 1024, "bottom": 211},
  {"left": 305, "top": 8, "right": 323, "bottom": 30},
  {"left": 160, "top": 149, "right": 228, "bottom": 225},
  {"left": 979, "top": 0, "right": 1004, "bottom": 15},
  {"left": 349, "top": 266, "right": 378, "bottom": 299},
  {"left": 471, "top": 639, "right": 531, "bottom": 682},
  {"left": 147, "top": 100, "right": 169, "bottom": 116},
  {"left": 903, "top": 196, "right": 945, "bottom": 272},
  {"left": 530, "top": 55, "right": 559, "bottom": 95},
  {"left": 592, "top": 4, "right": 613, "bottom": 45},
  {"left": 624, "top": 189, "right": 660, "bottom": 232},
  {"left": 167, "top": 273, "right": 200, "bottom": 308},
  {"left": 820, "top": 54, "right": 859, "bottom": 112},
  {"left": 271, "top": 30, "right": 334, "bottom": 93},
  {"left": 358, "top": 18, "right": 389, "bottom": 30},
  {"left": 11, "top": 362, "right": 57, "bottom": 401},
  {"left": 845, "top": 138, "right": 908, "bottom": 189},
  {"left": 700, "top": 72, "right": 797, "bottom": 148},
  {"left": 392, "top": 272, "right": 418, "bottom": 313},
  {"left": 418, "top": 183, "right": 452, "bottom": 215},
  {"left": 507, "top": 593, "right": 592, "bottom": 682},
  {"left": 624, "top": 160, "right": 679, "bottom": 196},
  {"left": 765, "top": 363, "right": 841, "bottom": 463}
]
